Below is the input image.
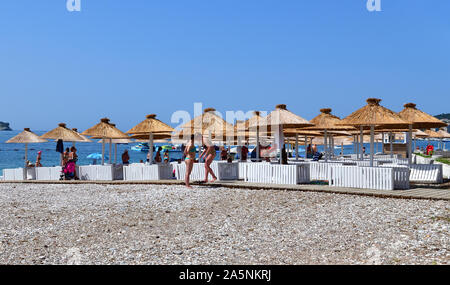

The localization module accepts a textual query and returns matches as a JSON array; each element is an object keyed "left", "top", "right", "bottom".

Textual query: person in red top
[{"left": 426, "top": 144, "right": 434, "bottom": 156}]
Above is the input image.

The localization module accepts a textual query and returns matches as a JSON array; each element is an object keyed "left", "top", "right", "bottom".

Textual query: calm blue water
[{"left": 1, "top": 130, "right": 448, "bottom": 175}]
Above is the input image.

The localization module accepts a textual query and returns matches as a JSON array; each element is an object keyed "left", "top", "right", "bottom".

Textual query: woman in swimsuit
[
  {"left": 184, "top": 134, "right": 196, "bottom": 188},
  {"left": 199, "top": 136, "right": 217, "bottom": 183}
]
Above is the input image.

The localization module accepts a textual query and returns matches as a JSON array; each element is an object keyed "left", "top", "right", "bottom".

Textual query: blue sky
[{"left": 0, "top": 0, "right": 449, "bottom": 131}]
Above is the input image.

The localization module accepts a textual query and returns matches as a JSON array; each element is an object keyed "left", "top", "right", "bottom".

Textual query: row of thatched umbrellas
[{"left": 6, "top": 98, "right": 449, "bottom": 167}]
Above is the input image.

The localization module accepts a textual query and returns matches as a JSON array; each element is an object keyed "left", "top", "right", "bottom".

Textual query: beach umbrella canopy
[
  {"left": 413, "top": 129, "right": 429, "bottom": 138},
  {"left": 339, "top": 99, "right": 409, "bottom": 129},
  {"left": 6, "top": 128, "right": 47, "bottom": 167},
  {"left": 6, "top": 128, "right": 47, "bottom": 144},
  {"left": 126, "top": 114, "right": 175, "bottom": 135},
  {"left": 81, "top": 118, "right": 129, "bottom": 164},
  {"left": 437, "top": 129, "right": 450, "bottom": 139},
  {"left": 339, "top": 98, "right": 410, "bottom": 166},
  {"left": 81, "top": 118, "right": 129, "bottom": 139},
  {"left": 303, "top": 108, "right": 356, "bottom": 131},
  {"left": 425, "top": 129, "right": 445, "bottom": 139},
  {"left": 40, "top": 123, "right": 86, "bottom": 142},
  {"left": 398, "top": 103, "right": 447, "bottom": 129},
  {"left": 250, "top": 104, "right": 313, "bottom": 130},
  {"left": 126, "top": 114, "right": 175, "bottom": 165},
  {"left": 398, "top": 103, "right": 447, "bottom": 163},
  {"left": 178, "top": 108, "right": 235, "bottom": 137}
]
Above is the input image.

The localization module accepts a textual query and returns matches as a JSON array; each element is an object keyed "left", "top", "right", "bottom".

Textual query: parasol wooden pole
[
  {"left": 24, "top": 143, "right": 28, "bottom": 167},
  {"left": 408, "top": 125, "right": 412, "bottom": 165},
  {"left": 295, "top": 134, "right": 299, "bottom": 161},
  {"left": 255, "top": 127, "right": 260, "bottom": 162},
  {"left": 149, "top": 132, "right": 154, "bottom": 165},
  {"left": 304, "top": 135, "right": 307, "bottom": 159},
  {"left": 114, "top": 143, "right": 118, "bottom": 164},
  {"left": 102, "top": 137, "right": 105, "bottom": 165},
  {"left": 389, "top": 132, "right": 393, "bottom": 158},
  {"left": 360, "top": 126, "right": 364, "bottom": 161},
  {"left": 324, "top": 129, "right": 328, "bottom": 162},
  {"left": 109, "top": 138, "right": 112, "bottom": 164},
  {"left": 370, "top": 125, "right": 374, "bottom": 167}
]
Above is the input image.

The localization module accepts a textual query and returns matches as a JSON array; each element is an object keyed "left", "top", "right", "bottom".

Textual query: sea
[{"left": 0, "top": 130, "right": 448, "bottom": 176}]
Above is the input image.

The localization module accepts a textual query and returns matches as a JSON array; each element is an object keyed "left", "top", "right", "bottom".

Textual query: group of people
[
  {"left": 62, "top": 146, "right": 78, "bottom": 180},
  {"left": 25, "top": 150, "right": 43, "bottom": 168},
  {"left": 183, "top": 134, "right": 218, "bottom": 188}
]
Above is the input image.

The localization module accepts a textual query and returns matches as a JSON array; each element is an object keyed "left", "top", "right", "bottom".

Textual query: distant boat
[{"left": 131, "top": 142, "right": 149, "bottom": 152}]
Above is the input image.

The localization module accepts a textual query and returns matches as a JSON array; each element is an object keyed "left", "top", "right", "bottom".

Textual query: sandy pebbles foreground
[{"left": 0, "top": 183, "right": 448, "bottom": 265}]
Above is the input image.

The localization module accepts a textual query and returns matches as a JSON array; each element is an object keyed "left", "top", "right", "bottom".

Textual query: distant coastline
[{"left": 0, "top": 122, "right": 12, "bottom": 131}]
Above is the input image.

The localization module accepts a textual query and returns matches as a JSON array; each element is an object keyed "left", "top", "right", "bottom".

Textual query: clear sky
[{"left": 0, "top": 0, "right": 449, "bottom": 131}]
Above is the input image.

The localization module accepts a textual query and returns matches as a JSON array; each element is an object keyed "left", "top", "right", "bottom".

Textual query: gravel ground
[{"left": 0, "top": 183, "right": 448, "bottom": 265}]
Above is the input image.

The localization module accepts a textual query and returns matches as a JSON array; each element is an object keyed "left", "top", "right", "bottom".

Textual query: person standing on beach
[
  {"left": 184, "top": 134, "right": 196, "bottom": 188},
  {"left": 122, "top": 150, "right": 130, "bottom": 165},
  {"left": 35, "top": 151, "right": 43, "bottom": 167},
  {"left": 199, "top": 136, "right": 217, "bottom": 183}
]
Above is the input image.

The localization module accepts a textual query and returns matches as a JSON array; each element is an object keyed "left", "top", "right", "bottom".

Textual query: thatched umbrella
[
  {"left": 250, "top": 104, "right": 313, "bottom": 164},
  {"left": 40, "top": 123, "right": 87, "bottom": 165},
  {"left": 339, "top": 98, "right": 409, "bottom": 166},
  {"left": 6, "top": 128, "right": 48, "bottom": 167},
  {"left": 126, "top": 114, "right": 174, "bottom": 165},
  {"left": 302, "top": 108, "right": 356, "bottom": 162},
  {"left": 81, "top": 118, "right": 129, "bottom": 165},
  {"left": 41, "top": 123, "right": 86, "bottom": 142},
  {"left": 178, "top": 108, "right": 234, "bottom": 139},
  {"left": 398, "top": 103, "right": 447, "bottom": 164}
]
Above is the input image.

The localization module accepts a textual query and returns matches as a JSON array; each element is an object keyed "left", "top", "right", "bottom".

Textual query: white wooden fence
[
  {"left": 329, "top": 166, "right": 395, "bottom": 190},
  {"left": 78, "top": 165, "right": 123, "bottom": 181},
  {"left": 409, "top": 164, "right": 443, "bottom": 183},
  {"left": 244, "top": 163, "right": 310, "bottom": 185},
  {"left": 2, "top": 168, "right": 25, "bottom": 181},
  {"left": 35, "top": 166, "right": 63, "bottom": 180},
  {"left": 123, "top": 164, "right": 173, "bottom": 180}
]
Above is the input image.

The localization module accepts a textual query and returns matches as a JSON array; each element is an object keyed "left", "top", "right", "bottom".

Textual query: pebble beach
[{"left": 0, "top": 183, "right": 448, "bottom": 265}]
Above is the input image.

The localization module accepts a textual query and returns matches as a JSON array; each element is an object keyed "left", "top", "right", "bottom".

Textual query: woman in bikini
[
  {"left": 184, "top": 134, "right": 196, "bottom": 188},
  {"left": 199, "top": 136, "right": 217, "bottom": 183}
]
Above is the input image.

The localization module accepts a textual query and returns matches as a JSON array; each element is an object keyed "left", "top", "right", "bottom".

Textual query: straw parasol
[
  {"left": 40, "top": 123, "right": 86, "bottom": 142},
  {"left": 126, "top": 114, "right": 175, "bottom": 165},
  {"left": 398, "top": 103, "right": 447, "bottom": 129},
  {"left": 82, "top": 118, "right": 129, "bottom": 164},
  {"left": 40, "top": 123, "right": 87, "bottom": 166},
  {"left": 339, "top": 98, "right": 409, "bottom": 165},
  {"left": 6, "top": 128, "right": 48, "bottom": 167},
  {"left": 398, "top": 103, "right": 447, "bottom": 163},
  {"left": 178, "top": 108, "right": 235, "bottom": 138},
  {"left": 424, "top": 129, "right": 442, "bottom": 138},
  {"left": 302, "top": 108, "right": 355, "bottom": 161},
  {"left": 414, "top": 129, "right": 429, "bottom": 138},
  {"left": 250, "top": 104, "right": 313, "bottom": 164}
]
